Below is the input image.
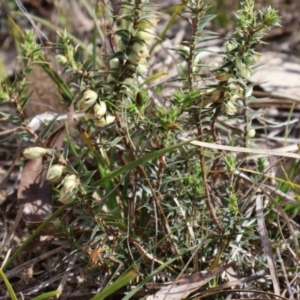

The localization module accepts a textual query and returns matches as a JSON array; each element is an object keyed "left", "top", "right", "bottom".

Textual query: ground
[{"left": 0, "top": 0, "right": 300, "bottom": 299}]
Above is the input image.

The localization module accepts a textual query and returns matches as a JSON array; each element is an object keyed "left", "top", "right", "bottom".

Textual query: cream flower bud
[
  {"left": 46, "top": 164, "right": 65, "bottom": 183},
  {"left": 86, "top": 102, "right": 107, "bottom": 119},
  {"left": 135, "top": 29, "right": 156, "bottom": 41},
  {"left": 55, "top": 54, "right": 68, "bottom": 64},
  {"left": 62, "top": 174, "right": 77, "bottom": 192},
  {"left": 59, "top": 174, "right": 77, "bottom": 204},
  {"left": 215, "top": 73, "right": 232, "bottom": 82},
  {"left": 235, "top": 56, "right": 252, "bottom": 79},
  {"left": 225, "top": 41, "right": 236, "bottom": 52},
  {"left": 94, "top": 102, "right": 107, "bottom": 119},
  {"left": 94, "top": 115, "right": 115, "bottom": 127},
  {"left": 136, "top": 18, "right": 158, "bottom": 30},
  {"left": 132, "top": 42, "right": 149, "bottom": 58},
  {"left": 77, "top": 90, "right": 98, "bottom": 112},
  {"left": 128, "top": 51, "right": 141, "bottom": 65},
  {"left": 245, "top": 53, "right": 260, "bottom": 65},
  {"left": 136, "top": 59, "right": 149, "bottom": 75},
  {"left": 223, "top": 101, "right": 237, "bottom": 115},
  {"left": 23, "top": 147, "right": 47, "bottom": 159},
  {"left": 59, "top": 190, "right": 72, "bottom": 204},
  {"left": 109, "top": 58, "right": 120, "bottom": 69},
  {"left": 247, "top": 128, "right": 256, "bottom": 138},
  {"left": 239, "top": 65, "right": 251, "bottom": 79}
]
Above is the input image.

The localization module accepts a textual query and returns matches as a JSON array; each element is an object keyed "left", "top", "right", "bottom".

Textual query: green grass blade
[
  {"left": 11, "top": 11, "right": 84, "bottom": 47},
  {"left": 91, "top": 270, "right": 137, "bottom": 300},
  {"left": 122, "top": 243, "right": 201, "bottom": 300},
  {"left": 31, "top": 290, "right": 60, "bottom": 300},
  {"left": 139, "top": 72, "right": 168, "bottom": 87},
  {"left": 3, "top": 203, "right": 71, "bottom": 271},
  {"left": 150, "top": 4, "right": 185, "bottom": 54},
  {"left": 37, "top": 56, "right": 74, "bottom": 102},
  {"left": 0, "top": 268, "right": 18, "bottom": 300},
  {"left": 92, "top": 138, "right": 195, "bottom": 186}
]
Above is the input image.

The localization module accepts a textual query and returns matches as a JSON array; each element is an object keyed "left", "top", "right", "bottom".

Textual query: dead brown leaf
[
  {"left": 17, "top": 104, "right": 75, "bottom": 223},
  {"left": 146, "top": 263, "right": 234, "bottom": 300}
]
